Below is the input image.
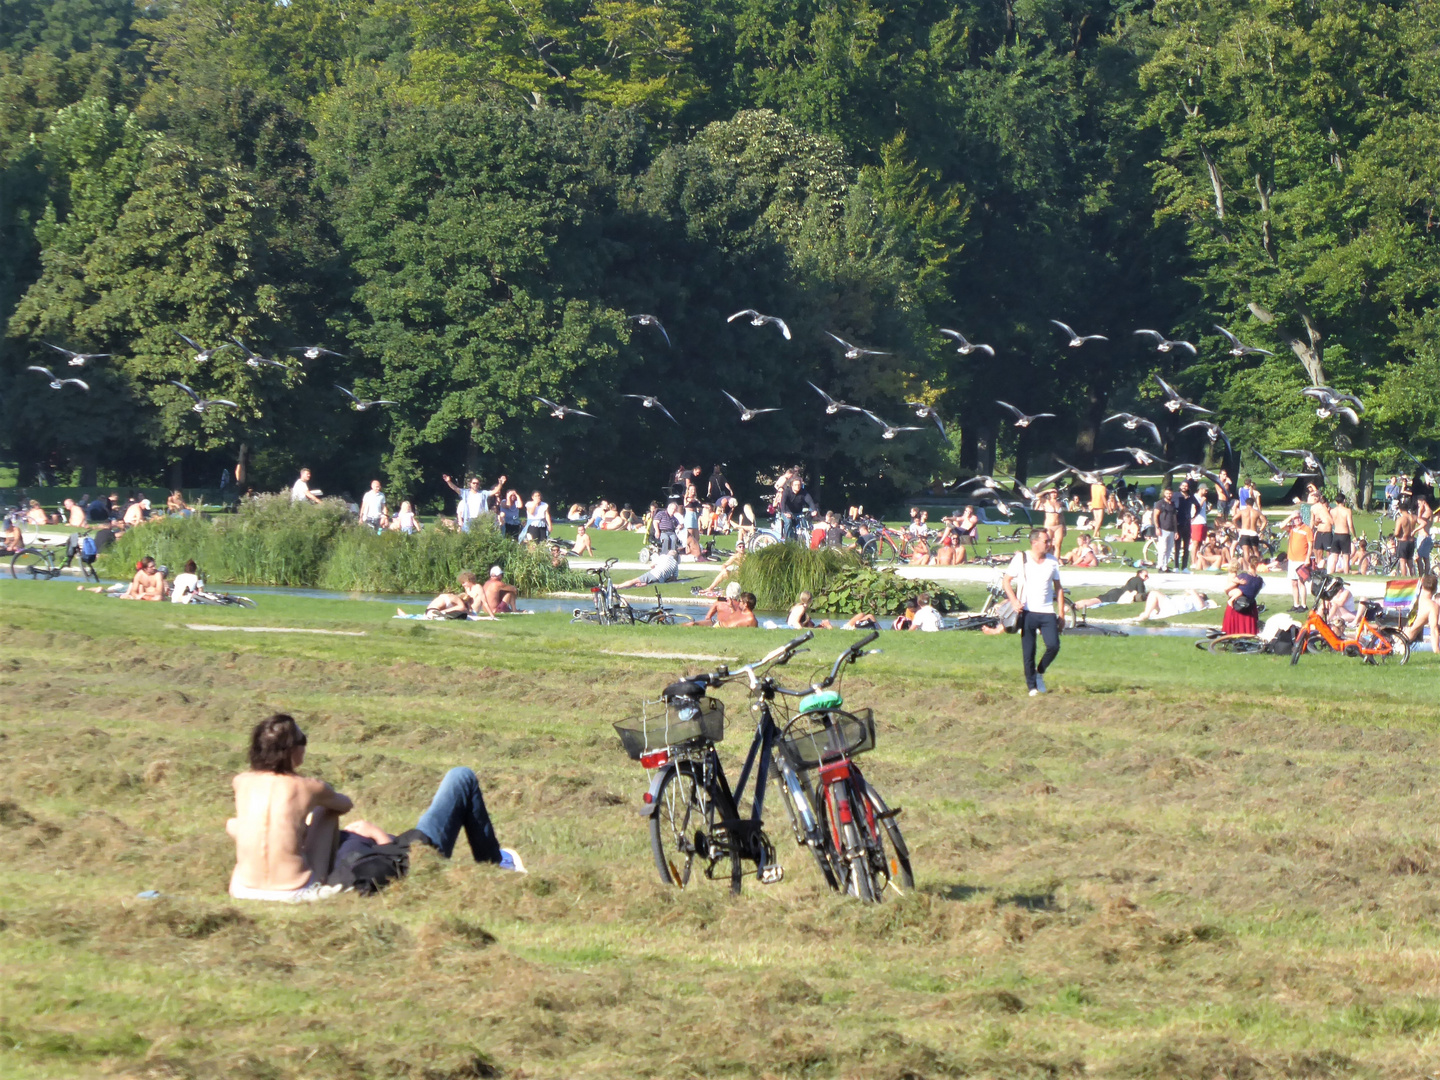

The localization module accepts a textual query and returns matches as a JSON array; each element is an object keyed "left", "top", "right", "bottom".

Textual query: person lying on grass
[
  {"left": 227, "top": 714, "right": 524, "bottom": 903},
  {"left": 1132, "top": 589, "right": 1216, "bottom": 621}
]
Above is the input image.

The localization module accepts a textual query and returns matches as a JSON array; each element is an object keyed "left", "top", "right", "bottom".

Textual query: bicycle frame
[{"left": 1292, "top": 603, "right": 1396, "bottom": 661}]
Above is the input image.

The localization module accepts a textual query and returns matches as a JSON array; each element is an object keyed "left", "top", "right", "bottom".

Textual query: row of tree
[{"left": 3, "top": 0, "right": 1440, "bottom": 508}]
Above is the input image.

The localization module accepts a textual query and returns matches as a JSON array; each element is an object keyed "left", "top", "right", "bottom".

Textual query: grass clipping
[
  {"left": 736, "top": 543, "right": 963, "bottom": 614},
  {"left": 97, "top": 495, "right": 584, "bottom": 595}
]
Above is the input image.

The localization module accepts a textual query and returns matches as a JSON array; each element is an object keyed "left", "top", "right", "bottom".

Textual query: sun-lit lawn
[{"left": 4, "top": 580, "right": 1440, "bottom": 1078}]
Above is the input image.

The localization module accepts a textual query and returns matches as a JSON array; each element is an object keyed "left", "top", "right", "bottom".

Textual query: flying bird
[
  {"left": 807, "top": 381, "right": 862, "bottom": 415},
  {"left": 905, "top": 402, "right": 949, "bottom": 443},
  {"left": 230, "top": 338, "right": 293, "bottom": 371},
  {"left": 169, "top": 380, "right": 237, "bottom": 413},
  {"left": 996, "top": 401, "right": 1055, "bottom": 428},
  {"left": 1103, "top": 412, "right": 1164, "bottom": 448},
  {"left": 824, "top": 331, "right": 889, "bottom": 359},
  {"left": 337, "top": 385, "right": 399, "bottom": 411},
  {"left": 1403, "top": 449, "right": 1438, "bottom": 488},
  {"left": 531, "top": 395, "right": 593, "bottom": 419},
  {"left": 860, "top": 410, "right": 922, "bottom": 439},
  {"left": 628, "top": 314, "right": 670, "bottom": 347},
  {"left": 1103, "top": 446, "right": 1167, "bottom": 468},
  {"left": 1178, "top": 418, "right": 1233, "bottom": 456},
  {"left": 1133, "top": 329, "right": 1197, "bottom": 355},
  {"left": 955, "top": 474, "right": 1053, "bottom": 502},
  {"left": 1154, "top": 375, "right": 1212, "bottom": 414},
  {"left": 1165, "top": 462, "right": 1223, "bottom": 485},
  {"left": 176, "top": 332, "right": 237, "bottom": 364},
  {"left": 720, "top": 390, "right": 780, "bottom": 422},
  {"left": 1278, "top": 448, "right": 1324, "bottom": 474},
  {"left": 1302, "top": 386, "right": 1364, "bottom": 424},
  {"left": 622, "top": 393, "right": 679, "bottom": 425},
  {"left": 289, "top": 346, "right": 346, "bottom": 361},
  {"left": 1249, "top": 449, "right": 1319, "bottom": 486},
  {"left": 26, "top": 366, "right": 89, "bottom": 390},
  {"left": 727, "top": 309, "right": 791, "bottom": 340},
  {"left": 45, "top": 343, "right": 110, "bottom": 368},
  {"left": 938, "top": 329, "right": 994, "bottom": 356},
  {"left": 1214, "top": 325, "right": 1273, "bottom": 357},
  {"left": 1050, "top": 320, "right": 1108, "bottom": 347},
  {"left": 1055, "top": 458, "right": 1129, "bottom": 486}
]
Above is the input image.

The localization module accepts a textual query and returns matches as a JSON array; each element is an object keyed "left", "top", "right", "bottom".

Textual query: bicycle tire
[
  {"left": 772, "top": 753, "right": 841, "bottom": 891},
  {"left": 1206, "top": 635, "right": 1264, "bottom": 655},
  {"left": 859, "top": 538, "right": 879, "bottom": 565},
  {"left": 820, "top": 781, "right": 876, "bottom": 901},
  {"left": 649, "top": 761, "right": 742, "bottom": 894},
  {"left": 1291, "top": 629, "right": 1319, "bottom": 665},
  {"left": 1382, "top": 628, "right": 1411, "bottom": 666},
  {"left": 857, "top": 772, "right": 914, "bottom": 896},
  {"left": 750, "top": 534, "right": 778, "bottom": 552},
  {"left": 10, "top": 547, "right": 55, "bottom": 580}
]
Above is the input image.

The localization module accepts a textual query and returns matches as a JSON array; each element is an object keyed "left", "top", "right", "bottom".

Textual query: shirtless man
[
  {"left": 1309, "top": 492, "right": 1334, "bottom": 572},
  {"left": 1234, "top": 498, "right": 1266, "bottom": 561},
  {"left": 227, "top": 715, "right": 523, "bottom": 902},
  {"left": 1328, "top": 494, "right": 1355, "bottom": 573},
  {"left": 1405, "top": 573, "right": 1439, "bottom": 651},
  {"left": 730, "top": 592, "right": 760, "bottom": 628},
  {"left": 697, "top": 582, "right": 756, "bottom": 627},
  {"left": 1042, "top": 489, "right": 1066, "bottom": 555},
  {"left": 1416, "top": 494, "right": 1435, "bottom": 570},
  {"left": 1395, "top": 499, "right": 1419, "bottom": 577},
  {"left": 123, "top": 556, "right": 167, "bottom": 601},
  {"left": 477, "top": 565, "right": 522, "bottom": 614},
  {"left": 1060, "top": 533, "right": 1099, "bottom": 567}
]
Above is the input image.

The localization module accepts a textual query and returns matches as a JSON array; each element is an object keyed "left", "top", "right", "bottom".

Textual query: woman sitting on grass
[
  {"left": 166, "top": 490, "right": 191, "bottom": 516},
  {"left": 3, "top": 520, "right": 22, "bottom": 554},
  {"left": 392, "top": 500, "right": 420, "bottom": 534},
  {"left": 227, "top": 714, "right": 524, "bottom": 903}
]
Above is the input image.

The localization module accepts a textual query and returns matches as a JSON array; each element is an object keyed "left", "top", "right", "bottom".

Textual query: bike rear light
[
  {"left": 818, "top": 760, "right": 851, "bottom": 784},
  {"left": 591, "top": 586, "right": 602, "bottom": 593},
  {"left": 643, "top": 792, "right": 654, "bottom": 804},
  {"left": 639, "top": 749, "right": 670, "bottom": 769}
]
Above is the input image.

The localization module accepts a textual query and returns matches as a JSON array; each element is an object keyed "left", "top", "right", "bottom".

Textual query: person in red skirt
[{"left": 1222, "top": 553, "right": 1265, "bottom": 635}]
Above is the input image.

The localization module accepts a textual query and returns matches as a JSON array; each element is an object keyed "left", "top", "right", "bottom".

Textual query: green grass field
[{"left": 4, "top": 581, "right": 1440, "bottom": 1078}]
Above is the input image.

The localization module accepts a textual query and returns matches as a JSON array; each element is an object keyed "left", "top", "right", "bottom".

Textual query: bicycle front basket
[
  {"left": 778, "top": 708, "right": 875, "bottom": 771},
  {"left": 614, "top": 696, "right": 725, "bottom": 760}
]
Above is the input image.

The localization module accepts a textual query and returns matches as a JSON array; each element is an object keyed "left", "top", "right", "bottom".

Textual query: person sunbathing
[
  {"left": 122, "top": 556, "right": 167, "bottom": 600},
  {"left": 2, "top": 521, "right": 22, "bottom": 554},
  {"left": 227, "top": 714, "right": 523, "bottom": 903},
  {"left": 571, "top": 523, "right": 594, "bottom": 557},
  {"left": 1134, "top": 589, "right": 1215, "bottom": 621},
  {"left": 697, "top": 583, "right": 748, "bottom": 626},
  {"left": 477, "top": 565, "right": 522, "bottom": 614}
]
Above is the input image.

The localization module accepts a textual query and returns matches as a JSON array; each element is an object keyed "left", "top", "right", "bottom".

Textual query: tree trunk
[
  {"left": 1013, "top": 430, "right": 1030, "bottom": 486},
  {"left": 1336, "top": 456, "right": 1358, "bottom": 501},
  {"left": 1359, "top": 462, "right": 1375, "bottom": 510},
  {"left": 976, "top": 424, "right": 996, "bottom": 477},
  {"left": 960, "top": 420, "right": 978, "bottom": 472},
  {"left": 466, "top": 419, "right": 483, "bottom": 478},
  {"left": 235, "top": 442, "right": 249, "bottom": 487},
  {"left": 169, "top": 459, "right": 184, "bottom": 491}
]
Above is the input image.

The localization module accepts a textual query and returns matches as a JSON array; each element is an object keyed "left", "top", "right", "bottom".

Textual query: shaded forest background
[{"left": 5, "top": 0, "right": 1440, "bottom": 509}]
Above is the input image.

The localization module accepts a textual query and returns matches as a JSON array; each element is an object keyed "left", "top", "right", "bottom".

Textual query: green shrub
[
  {"left": 736, "top": 544, "right": 861, "bottom": 611},
  {"left": 816, "top": 564, "right": 965, "bottom": 616},
  {"left": 97, "top": 496, "right": 584, "bottom": 595}
]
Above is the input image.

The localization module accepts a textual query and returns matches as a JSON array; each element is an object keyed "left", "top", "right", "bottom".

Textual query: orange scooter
[{"left": 1290, "top": 572, "right": 1410, "bottom": 666}]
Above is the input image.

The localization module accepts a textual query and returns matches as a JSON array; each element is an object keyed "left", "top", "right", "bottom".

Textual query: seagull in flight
[
  {"left": 721, "top": 390, "right": 780, "bottom": 421},
  {"left": 1178, "top": 418, "right": 1233, "bottom": 456},
  {"left": 905, "top": 402, "right": 949, "bottom": 443},
  {"left": 231, "top": 338, "right": 293, "bottom": 370},
  {"left": 1214, "top": 325, "right": 1273, "bottom": 357},
  {"left": 1403, "top": 449, "right": 1438, "bottom": 488},
  {"left": 825, "top": 331, "right": 888, "bottom": 359},
  {"left": 807, "top": 381, "right": 862, "bottom": 415},
  {"left": 996, "top": 401, "right": 1055, "bottom": 428},
  {"left": 1103, "top": 446, "right": 1167, "bottom": 468},
  {"left": 1050, "top": 320, "right": 1107, "bottom": 347},
  {"left": 1103, "top": 412, "right": 1164, "bottom": 448},
  {"left": 1302, "top": 386, "right": 1364, "bottom": 424},
  {"left": 177, "top": 332, "right": 237, "bottom": 364},
  {"left": 1165, "top": 462, "right": 1223, "bottom": 485},
  {"left": 337, "top": 386, "right": 398, "bottom": 411},
  {"left": 728, "top": 309, "right": 791, "bottom": 340},
  {"left": 1055, "top": 458, "right": 1130, "bottom": 486},
  {"left": 628, "top": 314, "right": 670, "bottom": 347},
  {"left": 289, "top": 345, "right": 346, "bottom": 361},
  {"left": 531, "top": 395, "right": 593, "bottom": 419},
  {"left": 1154, "top": 375, "right": 1212, "bottom": 414},
  {"left": 1134, "top": 329, "right": 1197, "bottom": 354},
  {"left": 27, "top": 366, "right": 89, "bottom": 390},
  {"left": 170, "top": 380, "right": 237, "bottom": 413},
  {"left": 860, "top": 410, "right": 922, "bottom": 439},
  {"left": 938, "top": 329, "right": 994, "bottom": 356},
  {"left": 1278, "top": 448, "right": 1324, "bottom": 474},
  {"left": 45, "top": 343, "right": 110, "bottom": 368},
  {"left": 1249, "top": 449, "right": 1319, "bottom": 486},
  {"left": 622, "top": 394, "right": 679, "bottom": 425}
]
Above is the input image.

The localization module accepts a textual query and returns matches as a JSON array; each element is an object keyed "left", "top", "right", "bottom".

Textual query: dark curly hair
[{"left": 249, "top": 714, "right": 306, "bottom": 773}]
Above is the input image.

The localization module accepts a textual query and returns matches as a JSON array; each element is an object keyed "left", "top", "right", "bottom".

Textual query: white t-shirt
[
  {"left": 912, "top": 604, "right": 943, "bottom": 631},
  {"left": 290, "top": 479, "right": 311, "bottom": 502},
  {"left": 457, "top": 489, "right": 487, "bottom": 521},
  {"left": 171, "top": 572, "right": 201, "bottom": 603},
  {"left": 360, "top": 489, "right": 386, "bottom": 522},
  {"left": 1007, "top": 552, "right": 1062, "bottom": 612}
]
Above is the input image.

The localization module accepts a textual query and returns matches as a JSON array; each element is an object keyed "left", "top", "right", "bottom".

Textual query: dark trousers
[
  {"left": 1021, "top": 611, "right": 1060, "bottom": 691},
  {"left": 1175, "top": 527, "right": 1191, "bottom": 569}
]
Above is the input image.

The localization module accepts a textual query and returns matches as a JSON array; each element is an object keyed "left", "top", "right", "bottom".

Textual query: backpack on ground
[{"left": 327, "top": 828, "right": 431, "bottom": 895}]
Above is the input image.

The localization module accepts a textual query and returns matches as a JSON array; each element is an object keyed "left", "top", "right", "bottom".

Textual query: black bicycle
[
  {"left": 616, "top": 632, "right": 912, "bottom": 900},
  {"left": 634, "top": 587, "right": 695, "bottom": 625},
  {"left": 572, "top": 558, "right": 635, "bottom": 625}
]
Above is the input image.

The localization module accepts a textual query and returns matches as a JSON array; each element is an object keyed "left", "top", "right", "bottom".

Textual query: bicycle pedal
[
  {"left": 759, "top": 864, "right": 784, "bottom": 885},
  {"left": 873, "top": 807, "right": 903, "bottom": 821}
]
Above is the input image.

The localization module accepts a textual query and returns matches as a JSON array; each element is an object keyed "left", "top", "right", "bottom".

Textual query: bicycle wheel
[
  {"left": 1381, "top": 628, "right": 1411, "bottom": 665},
  {"left": 819, "top": 780, "right": 876, "bottom": 901},
  {"left": 1206, "top": 634, "right": 1264, "bottom": 655},
  {"left": 772, "top": 754, "right": 840, "bottom": 891},
  {"left": 750, "top": 533, "right": 778, "bottom": 552},
  {"left": 859, "top": 538, "right": 880, "bottom": 565},
  {"left": 856, "top": 772, "right": 914, "bottom": 896},
  {"left": 650, "top": 762, "right": 741, "bottom": 893},
  {"left": 10, "top": 548, "right": 54, "bottom": 580},
  {"left": 1291, "top": 629, "right": 1323, "bottom": 665}
]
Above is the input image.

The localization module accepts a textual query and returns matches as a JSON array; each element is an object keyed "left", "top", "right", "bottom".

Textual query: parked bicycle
[
  {"left": 1291, "top": 571, "right": 1409, "bottom": 666},
  {"left": 571, "top": 558, "right": 635, "bottom": 625},
  {"left": 633, "top": 588, "right": 695, "bottom": 626},
  {"left": 8, "top": 536, "right": 93, "bottom": 581},
  {"left": 615, "top": 632, "right": 912, "bottom": 900}
]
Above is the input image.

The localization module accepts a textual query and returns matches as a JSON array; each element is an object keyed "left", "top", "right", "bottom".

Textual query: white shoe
[
  {"left": 1034, "top": 674, "right": 1048, "bottom": 694},
  {"left": 1028, "top": 688, "right": 1039, "bottom": 697},
  {"left": 498, "top": 848, "right": 527, "bottom": 874}
]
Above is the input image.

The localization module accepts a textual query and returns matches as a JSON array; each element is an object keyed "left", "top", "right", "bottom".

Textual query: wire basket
[
  {"left": 778, "top": 708, "right": 875, "bottom": 771},
  {"left": 614, "top": 696, "right": 724, "bottom": 760}
]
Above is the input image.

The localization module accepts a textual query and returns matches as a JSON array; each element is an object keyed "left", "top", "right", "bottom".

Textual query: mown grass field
[{"left": 5, "top": 581, "right": 1440, "bottom": 1079}]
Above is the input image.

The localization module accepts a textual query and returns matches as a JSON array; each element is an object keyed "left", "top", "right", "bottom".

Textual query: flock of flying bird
[{"left": 24, "top": 315, "right": 1385, "bottom": 497}]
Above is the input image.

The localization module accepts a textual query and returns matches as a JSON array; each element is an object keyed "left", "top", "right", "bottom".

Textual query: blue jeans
[
  {"left": 1020, "top": 611, "right": 1060, "bottom": 691},
  {"left": 415, "top": 768, "right": 501, "bottom": 864}
]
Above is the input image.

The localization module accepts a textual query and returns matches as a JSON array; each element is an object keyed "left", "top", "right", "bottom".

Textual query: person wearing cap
[
  {"left": 697, "top": 582, "right": 745, "bottom": 626},
  {"left": 475, "top": 565, "right": 521, "bottom": 616}
]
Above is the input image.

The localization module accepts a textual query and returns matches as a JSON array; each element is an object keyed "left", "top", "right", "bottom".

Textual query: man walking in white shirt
[
  {"left": 359, "top": 480, "right": 387, "bottom": 529},
  {"left": 1001, "top": 527, "right": 1065, "bottom": 696}
]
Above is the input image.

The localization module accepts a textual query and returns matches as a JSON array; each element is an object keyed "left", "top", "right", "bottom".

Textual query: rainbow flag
[{"left": 1383, "top": 578, "right": 1420, "bottom": 620}]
